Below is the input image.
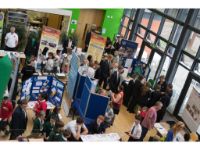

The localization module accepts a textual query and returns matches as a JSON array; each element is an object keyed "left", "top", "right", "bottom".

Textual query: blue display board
[
  {"left": 21, "top": 75, "right": 65, "bottom": 106},
  {"left": 67, "top": 52, "right": 79, "bottom": 99},
  {"left": 121, "top": 39, "right": 138, "bottom": 49},
  {"left": 80, "top": 84, "right": 90, "bottom": 115},
  {"left": 74, "top": 73, "right": 86, "bottom": 100},
  {"left": 85, "top": 94, "right": 109, "bottom": 119}
]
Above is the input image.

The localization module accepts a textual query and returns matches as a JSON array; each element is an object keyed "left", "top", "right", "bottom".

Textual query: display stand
[{"left": 21, "top": 75, "right": 65, "bottom": 107}]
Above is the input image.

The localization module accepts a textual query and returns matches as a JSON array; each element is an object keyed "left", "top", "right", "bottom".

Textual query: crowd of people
[{"left": 0, "top": 26, "right": 199, "bottom": 142}]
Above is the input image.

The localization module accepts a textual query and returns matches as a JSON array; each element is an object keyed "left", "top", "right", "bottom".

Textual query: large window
[
  {"left": 150, "top": 13, "right": 162, "bottom": 33},
  {"left": 140, "top": 9, "right": 152, "bottom": 27},
  {"left": 160, "top": 19, "right": 174, "bottom": 40}
]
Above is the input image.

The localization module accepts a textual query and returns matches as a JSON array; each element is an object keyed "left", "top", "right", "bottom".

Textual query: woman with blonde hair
[{"left": 165, "top": 121, "right": 185, "bottom": 141}]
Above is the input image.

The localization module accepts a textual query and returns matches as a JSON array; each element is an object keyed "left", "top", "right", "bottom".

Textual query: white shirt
[
  {"left": 45, "top": 59, "right": 54, "bottom": 71},
  {"left": 64, "top": 120, "right": 87, "bottom": 138},
  {"left": 130, "top": 123, "right": 142, "bottom": 139},
  {"left": 78, "top": 65, "right": 89, "bottom": 76},
  {"left": 173, "top": 132, "right": 185, "bottom": 141},
  {"left": 87, "top": 67, "right": 95, "bottom": 78},
  {"left": 5, "top": 32, "right": 18, "bottom": 48}
]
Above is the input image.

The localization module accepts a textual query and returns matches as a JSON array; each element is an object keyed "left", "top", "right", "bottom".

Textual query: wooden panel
[{"left": 47, "top": 14, "right": 63, "bottom": 29}]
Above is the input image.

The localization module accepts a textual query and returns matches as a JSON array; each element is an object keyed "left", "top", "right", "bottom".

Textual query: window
[
  {"left": 160, "top": 56, "right": 171, "bottom": 76},
  {"left": 178, "top": 9, "right": 189, "bottom": 22},
  {"left": 194, "top": 63, "right": 200, "bottom": 76},
  {"left": 184, "top": 30, "right": 200, "bottom": 56},
  {"left": 160, "top": 19, "right": 174, "bottom": 40},
  {"left": 156, "top": 39, "right": 167, "bottom": 51},
  {"left": 171, "top": 24, "right": 183, "bottom": 45},
  {"left": 150, "top": 13, "right": 162, "bottom": 33},
  {"left": 134, "top": 36, "right": 143, "bottom": 58},
  {"left": 157, "top": 9, "right": 165, "bottom": 13},
  {"left": 148, "top": 53, "right": 161, "bottom": 80},
  {"left": 140, "top": 9, "right": 152, "bottom": 27},
  {"left": 167, "top": 46, "right": 176, "bottom": 57},
  {"left": 179, "top": 54, "right": 194, "bottom": 69},
  {"left": 141, "top": 46, "right": 152, "bottom": 64},
  {"left": 146, "top": 33, "right": 156, "bottom": 43},
  {"left": 121, "top": 27, "right": 127, "bottom": 37},
  {"left": 123, "top": 17, "right": 129, "bottom": 27},
  {"left": 137, "top": 27, "right": 146, "bottom": 38},
  {"left": 167, "top": 9, "right": 179, "bottom": 18},
  {"left": 193, "top": 10, "right": 200, "bottom": 29},
  {"left": 131, "top": 9, "right": 137, "bottom": 20},
  {"left": 168, "top": 65, "right": 189, "bottom": 113},
  {"left": 124, "top": 9, "right": 132, "bottom": 17}
]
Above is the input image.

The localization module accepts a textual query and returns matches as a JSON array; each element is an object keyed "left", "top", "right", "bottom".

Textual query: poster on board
[
  {"left": 182, "top": 87, "right": 200, "bottom": 132},
  {"left": 87, "top": 33, "right": 107, "bottom": 63},
  {"left": 0, "top": 12, "right": 4, "bottom": 47},
  {"left": 38, "top": 26, "right": 61, "bottom": 56}
]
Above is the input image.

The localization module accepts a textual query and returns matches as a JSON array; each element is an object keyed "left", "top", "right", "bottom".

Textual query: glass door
[{"left": 148, "top": 52, "right": 162, "bottom": 80}]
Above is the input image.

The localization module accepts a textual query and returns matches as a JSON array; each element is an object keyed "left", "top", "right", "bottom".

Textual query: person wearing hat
[{"left": 10, "top": 99, "right": 28, "bottom": 140}]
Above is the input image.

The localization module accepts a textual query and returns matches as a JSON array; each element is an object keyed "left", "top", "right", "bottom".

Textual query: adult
[
  {"left": 62, "top": 36, "right": 75, "bottom": 54},
  {"left": 10, "top": 100, "right": 28, "bottom": 140},
  {"left": 128, "top": 115, "right": 142, "bottom": 142},
  {"left": 127, "top": 75, "right": 144, "bottom": 113},
  {"left": 156, "top": 75, "right": 167, "bottom": 93},
  {"left": 104, "top": 37, "right": 112, "bottom": 54},
  {"left": 5, "top": 26, "right": 18, "bottom": 51},
  {"left": 84, "top": 25, "right": 96, "bottom": 52},
  {"left": 157, "top": 84, "right": 173, "bottom": 122},
  {"left": 140, "top": 101, "right": 163, "bottom": 140},
  {"left": 148, "top": 85, "right": 162, "bottom": 108},
  {"left": 139, "top": 83, "right": 151, "bottom": 107},
  {"left": 98, "top": 54, "right": 110, "bottom": 89},
  {"left": 0, "top": 96, "right": 13, "bottom": 134},
  {"left": 109, "top": 63, "right": 121, "bottom": 93},
  {"left": 78, "top": 59, "right": 89, "bottom": 76},
  {"left": 111, "top": 85, "right": 124, "bottom": 115},
  {"left": 113, "top": 35, "right": 121, "bottom": 51},
  {"left": 33, "top": 94, "right": 47, "bottom": 117},
  {"left": 87, "top": 62, "right": 95, "bottom": 79},
  {"left": 165, "top": 121, "right": 185, "bottom": 142},
  {"left": 64, "top": 117, "right": 88, "bottom": 141},
  {"left": 21, "top": 60, "right": 36, "bottom": 82},
  {"left": 88, "top": 115, "right": 105, "bottom": 134}
]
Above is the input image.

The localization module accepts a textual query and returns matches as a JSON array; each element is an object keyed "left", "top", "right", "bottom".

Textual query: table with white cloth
[{"left": 81, "top": 133, "right": 121, "bottom": 142}]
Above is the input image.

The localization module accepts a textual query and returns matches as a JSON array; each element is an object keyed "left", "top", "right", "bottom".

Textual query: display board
[
  {"left": 182, "top": 87, "right": 200, "bottom": 132},
  {"left": 21, "top": 75, "right": 65, "bottom": 106},
  {"left": 87, "top": 33, "right": 107, "bottom": 63},
  {"left": 85, "top": 94, "right": 109, "bottom": 120},
  {"left": 74, "top": 73, "right": 86, "bottom": 100},
  {"left": 80, "top": 84, "right": 91, "bottom": 116},
  {"left": 121, "top": 39, "right": 138, "bottom": 49},
  {"left": 0, "top": 12, "right": 4, "bottom": 47},
  {"left": 67, "top": 52, "right": 80, "bottom": 100},
  {"left": 0, "top": 55, "right": 12, "bottom": 103}
]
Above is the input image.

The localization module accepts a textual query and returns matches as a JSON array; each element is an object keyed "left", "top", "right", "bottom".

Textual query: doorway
[{"left": 75, "top": 9, "right": 105, "bottom": 48}]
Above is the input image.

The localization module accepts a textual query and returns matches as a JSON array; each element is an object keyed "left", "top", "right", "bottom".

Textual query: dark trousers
[
  {"left": 140, "top": 126, "right": 148, "bottom": 141},
  {"left": 5, "top": 46, "right": 16, "bottom": 51},
  {"left": 128, "top": 137, "right": 141, "bottom": 142},
  {"left": 99, "top": 77, "right": 108, "bottom": 89}
]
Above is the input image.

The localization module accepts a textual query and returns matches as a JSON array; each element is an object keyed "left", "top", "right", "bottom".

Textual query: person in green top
[
  {"left": 47, "top": 120, "right": 66, "bottom": 141},
  {"left": 29, "top": 111, "right": 45, "bottom": 138},
  {"left": 43, "top": 116, "right": 56, "bottom": 141}
]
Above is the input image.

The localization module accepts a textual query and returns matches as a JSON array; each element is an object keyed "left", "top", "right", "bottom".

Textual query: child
[
  {"left": 43, "top": 116, "right": 56, "bottom": 141},
  {"left": 45, "top": 52, "right": 55, "bottom": 74},
  {"left": 127, "top": 115, "right": 142, "bottom": 141},
  {"left": 33, "top": 94, "right": 47, "bottom": 117},
  {"left": 139, "top": 106, "right": 148, "bottom": 122}
]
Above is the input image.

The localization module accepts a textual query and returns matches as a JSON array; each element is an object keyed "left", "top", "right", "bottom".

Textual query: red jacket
[
  {"left": 0, "top": 100, "right": 13, "bottom": 120},
  {"left": 34, "top": 100, "right": 47, "bottom": 116}
]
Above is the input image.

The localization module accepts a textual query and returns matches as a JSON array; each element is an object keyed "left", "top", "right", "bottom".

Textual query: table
[
  {"left": 81, "top": 133, "right": 121, "bottom": 142},
  {"left": 154, "top": 123, "right": 169, "bottom": 137},
  {"left": 27, "top": 101, "right": 55, "bottom": 110}
]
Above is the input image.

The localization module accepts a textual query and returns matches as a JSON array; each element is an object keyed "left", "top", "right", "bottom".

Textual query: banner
[
  {"left": 38, "top": 26, "right": 61, "bottom": 55},
  {"left": 182, "top": 87, "right": 200, "bottom": 132},
  {"left": 0, "top": 12, "right": 4, "bottom": 47},
  {"left": 87, "top": 33, "right": 107, "bottom": 63}
]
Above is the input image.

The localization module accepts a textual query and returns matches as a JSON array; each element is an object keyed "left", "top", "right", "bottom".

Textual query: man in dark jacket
[
  {"left": 10, "top": 100, "right": 28, "bottom": 140},
  {"left": 98, "top": 54, "right": 110, "bottom": 89},
  {"left": 84, "top": 25, "right": 96, "bottom": 52},
  {"left": 157, "top": 84, "right": 173, "bottom": 122},
  {"left": 127, "top": 75, "right": 144, "bottom": 113},
  {"left": 109, "top": 63, "right": 121, "bottom": 93},
  {"left": 21, "top": 60, "right": 36, "bottom": 82}
]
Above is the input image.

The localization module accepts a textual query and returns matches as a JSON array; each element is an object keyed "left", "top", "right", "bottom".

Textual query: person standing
[
  {"left": 140, "top": 101, "right": 163, "bottom": 141},
  {"left": 0, "top": 96, "right": 13, "bottom": 135},
  {"left": 98, "top": 54, "right": 110, "bottom": 89},
  {"left": 10, "top": 100, "right": 28, "bottom": 140},
  {"left": 109, "top": 63, "right": 121, "bottom": 93},
  {"left": 5, "top": 26, "right": 18, "bottom": 51},
  {"left": 127, "top": 115, "right": 142, "bottom": 142},
  {"left": 84, "top": 25, "right": 96, "bottom": 52},
  {"left": 21, "top": 60, "right": 36, "bottom": 82}
]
